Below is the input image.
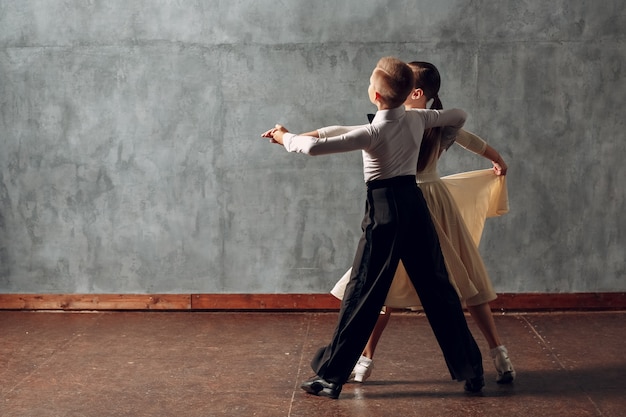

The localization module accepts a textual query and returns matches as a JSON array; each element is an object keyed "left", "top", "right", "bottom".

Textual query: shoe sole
[
  {"left": 496, "top": 371, "right": 516, "bottom": 384},
  {"left": 301, "top": 382, "right": 340, "bottom": 399},
  {"left": 464, "top": 385, "right": 484, "bottom": 393},
  {"left": 352, "top": 371, "right": 370, "bottom": 383},
  {"left": 464, "top": 377, "right": 485, "bottom": 394}
]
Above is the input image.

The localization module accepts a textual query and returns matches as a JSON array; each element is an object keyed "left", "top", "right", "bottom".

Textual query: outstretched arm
[
  {"left": 261, "top": 125, "right": 362, "bottom": 145},
  {"left": 261, "top": 124, "right": 370, "bottom": 155}
]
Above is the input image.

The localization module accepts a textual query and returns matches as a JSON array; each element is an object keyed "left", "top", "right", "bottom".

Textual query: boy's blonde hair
[{"left": 372, "top": 57, "right": 415, "bottom": 108}]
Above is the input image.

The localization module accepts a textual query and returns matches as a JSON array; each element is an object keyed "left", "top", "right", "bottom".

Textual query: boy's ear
[{"left": 375, "top": 91, "right": 384, "bottom": 104}]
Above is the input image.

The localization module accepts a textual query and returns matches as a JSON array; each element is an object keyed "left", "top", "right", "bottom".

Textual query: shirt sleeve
[
  {"left": 407, "top": 108, "right": 467, "bottom": 148},
  {"left": 413, "top": 108, "right": 467, "bottom": 131},
  {"left": 454, "top": 130, "right": 488, "bottom": 155},
  {"left": 282, "top": 125, "right": 372, "bottom": 156},
  {"left": 317, "top": 125, "right": 363, "bottom": 138}
]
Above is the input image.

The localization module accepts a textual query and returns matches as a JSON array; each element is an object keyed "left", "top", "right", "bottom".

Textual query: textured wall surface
[{"left": 1, "top": 1, "right": 624, "bottom": 294}]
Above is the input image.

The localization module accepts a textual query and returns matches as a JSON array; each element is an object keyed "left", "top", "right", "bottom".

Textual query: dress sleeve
[{"left": 454, "top": 130, "right": 488, "bottom": 155}]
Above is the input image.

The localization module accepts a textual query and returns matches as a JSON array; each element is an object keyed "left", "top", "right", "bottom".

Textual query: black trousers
[{"left": 311, "top": 175, "right": 483, "bottom": 384}]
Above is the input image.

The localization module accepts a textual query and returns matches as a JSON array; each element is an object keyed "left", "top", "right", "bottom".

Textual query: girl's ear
[{"left": 411, "top": 88, "right": 424, "bottom": 100}]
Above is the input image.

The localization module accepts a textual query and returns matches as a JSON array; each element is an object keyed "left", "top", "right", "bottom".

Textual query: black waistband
[{"left": 366, "top": 175, "right": 416, "bottom": 190}]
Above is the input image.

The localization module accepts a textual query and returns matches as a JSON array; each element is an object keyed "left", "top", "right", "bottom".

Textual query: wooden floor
[{"left": 1, "top": 310, "right": 624, "bottom": 416}]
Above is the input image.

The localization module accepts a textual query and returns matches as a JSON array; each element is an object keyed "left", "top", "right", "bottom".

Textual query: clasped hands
[{"left": 261, "top": 124, "right": 289, "bottom": 145}]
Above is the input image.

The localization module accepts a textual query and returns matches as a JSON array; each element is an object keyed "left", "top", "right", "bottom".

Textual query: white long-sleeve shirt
[{"left": 281, "top": 106, "right": 466, "bottom": 183}]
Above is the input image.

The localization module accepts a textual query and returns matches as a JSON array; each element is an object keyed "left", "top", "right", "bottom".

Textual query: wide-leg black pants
[{"left": 311, "top": 175, "right": 483, "bottom": 384}]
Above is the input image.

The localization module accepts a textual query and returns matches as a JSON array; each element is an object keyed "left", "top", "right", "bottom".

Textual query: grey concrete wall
[{"left": 0, "top": 0, "right": 624, "bottom": 294}]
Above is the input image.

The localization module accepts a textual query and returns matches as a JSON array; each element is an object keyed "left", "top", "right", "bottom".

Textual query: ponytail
[
  {"left": 431, "top": 95, "right": 442, "bottom": 110},
  {"left": 418, "top": 92, "right": 443, "bottom": 172},
  {"left": 418, "top": 96, "right": 443, "bottom": 171}
]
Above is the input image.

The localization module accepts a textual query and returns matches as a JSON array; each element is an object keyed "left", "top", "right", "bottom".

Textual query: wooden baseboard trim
[
  {"left": 0, "top": 294, "right": 192, "bottom": 311},
  {"left": 0, "top": 292, "right": 624, "bottom": 312},
  {"left": 191, "top": 293, "right": 341, "bottom": 310}
]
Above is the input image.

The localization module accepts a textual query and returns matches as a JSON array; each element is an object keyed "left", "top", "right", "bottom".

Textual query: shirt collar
[{"left": 370, "top": 106, "right": 405, "bottom": 123}]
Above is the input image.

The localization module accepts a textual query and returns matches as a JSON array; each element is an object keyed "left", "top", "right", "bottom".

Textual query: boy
[{"left": 261, "top": 57, "right": 484, "bottom": 399}]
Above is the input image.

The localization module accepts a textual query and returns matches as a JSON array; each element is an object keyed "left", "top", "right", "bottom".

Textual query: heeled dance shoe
[
  {"left": 349, "top": 355, "right": 373, "bottom": 383},
  {"left": 491, "top": 345, "right": 516, "bottom": 384}
]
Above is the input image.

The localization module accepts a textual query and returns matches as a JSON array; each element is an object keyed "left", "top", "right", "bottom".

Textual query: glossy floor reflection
[{"left": 1, "top": 310, "right": 624, "bottom": 416}]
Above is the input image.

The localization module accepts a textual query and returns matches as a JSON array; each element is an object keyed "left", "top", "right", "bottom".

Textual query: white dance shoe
[
  {"left": 490, "top": 345, "right": 516, "bottom": 383},
  {"left": 349, "top": 355, "right": 373, "bottom": 383}
]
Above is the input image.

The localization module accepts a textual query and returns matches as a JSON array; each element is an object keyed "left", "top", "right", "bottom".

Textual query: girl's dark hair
[{"left": 407, "top": 61, "right": 444, "bottom": 171}]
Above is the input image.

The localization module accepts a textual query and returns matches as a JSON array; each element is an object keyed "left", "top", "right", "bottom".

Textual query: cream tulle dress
[{"left": 331, "top": 130, "right": 509, "bottom": 308}]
